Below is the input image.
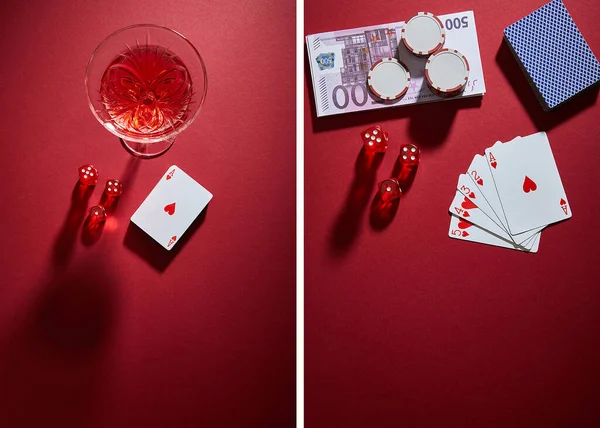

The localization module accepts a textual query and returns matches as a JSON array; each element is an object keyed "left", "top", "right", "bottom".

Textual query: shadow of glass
[
  {"left": 118, "top": 155, "right": 142, "bottom": 197},
  {"left": 0, "top": 258, "right": 118, "bottom": 427},
  {"left": 35, "top": 260, "right": 118, "bottom": 357}
]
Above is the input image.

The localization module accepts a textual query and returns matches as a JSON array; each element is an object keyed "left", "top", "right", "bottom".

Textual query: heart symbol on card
[
  {"left": 458, "top": 219, "right": 473, "bottom": 230},
  {"left": 491, "top": 161, "right": 497, "bottom": 169},
  {"left": 468, "top": 192, "right": 476, "bottom": 199},
  {"left": 462, "top": 231, "right": 469, "bottom": 237},
  {"left": 522, "top": 176, "right": 537, "bottom": 193},
  {"left": 164, "top": 202, "right": 176, "bottom": 215},
  {"left": 463, "top": 211, "right": 470, "bottom": 217},
  {"left": 461, "top": 197, "right": 478, "bottom": 210},
  {"left": 168, "top": 235, "right": 177, "bottom": 247},
  {"left": 560, "top": 198, "right": 568, "bottom": 215},
  {"left": 476, "top": 178, "right": 483, "bottom": 185}
]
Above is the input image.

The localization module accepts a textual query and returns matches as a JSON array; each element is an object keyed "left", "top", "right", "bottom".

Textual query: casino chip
[
  {"left": 401, "top": 12, "right": 445, "bottom": 56},
  {"left": 367, "top": 58, "right": 410, "bottom": 101},
  {"left": 425, "top": 48, "right": 470, "bottom": 97}
]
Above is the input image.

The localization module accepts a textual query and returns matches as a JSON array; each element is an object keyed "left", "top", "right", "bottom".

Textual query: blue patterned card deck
[{"left": 504, "top": 0, "right": 600, "bottom": 110}]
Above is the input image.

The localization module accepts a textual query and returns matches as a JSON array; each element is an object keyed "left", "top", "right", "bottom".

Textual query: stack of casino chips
[
  {"left": 368, "top": 12, "right": 470, "bottom": 101},
  {"left": 367, "top": 58, "right": 411, "bottom": 102},
  {"left": 401, "top": 12, "right": 446, "bottom": 57},
  {"left": 402, "top": 12, "right": 470, "bottom": 98},
  {"left": 425, "top": 48, "right": 470, "bottom": 97}
]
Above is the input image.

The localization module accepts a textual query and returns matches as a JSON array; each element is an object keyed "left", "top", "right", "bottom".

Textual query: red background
[
  {"left": 305, "top": 0, "right": 600, "bottom": 427},
  {"left": 0, "top": 1, "right": 295, "bottom": 427}
]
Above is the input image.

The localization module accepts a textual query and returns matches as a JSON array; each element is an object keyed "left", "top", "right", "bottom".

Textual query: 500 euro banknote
[{"left": 306, "top": 11, "right": 486, "bottom": 117}]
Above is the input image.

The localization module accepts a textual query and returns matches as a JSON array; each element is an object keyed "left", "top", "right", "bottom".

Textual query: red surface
[
  {"left": 305, "top": 1, "right": 600, "bottom": 427},
  {"left": 0, "top": 1, "right": 295, "bottom": 427}
]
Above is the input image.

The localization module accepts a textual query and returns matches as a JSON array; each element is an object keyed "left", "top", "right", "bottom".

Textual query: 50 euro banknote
[{"left": 306, "top": 11, "right": 486, "bottom": 117}]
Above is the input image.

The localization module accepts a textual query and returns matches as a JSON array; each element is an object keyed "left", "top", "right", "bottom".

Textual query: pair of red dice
[
  {"left": 360, "top": 125, "right": 421, "bottom": 203},
  {"left": 379, "top": 145, "right": 420, "bottom": 203},
  {"left": 78, "top": 164, "right": 123, "bottom": 224},
  {"left": 360, "top": 125, "right": 420, "bottom": 163}
]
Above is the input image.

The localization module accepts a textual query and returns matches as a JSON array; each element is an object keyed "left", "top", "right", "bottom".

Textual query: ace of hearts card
[{"left": 131, "top": 165, "right": 213, "bottom": 250}]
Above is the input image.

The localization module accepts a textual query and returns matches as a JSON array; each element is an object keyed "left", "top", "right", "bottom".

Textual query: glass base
[{"left": 120, "top": 137, "right": 175, "bottom": 158}]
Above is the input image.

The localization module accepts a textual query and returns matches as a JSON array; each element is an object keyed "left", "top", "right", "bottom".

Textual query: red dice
[
  {"left": 399, "top": 144, "right": 420, "bottom": 165},
  {"left": 361, "top": 125, "right": 389, "bottom": 153},
  {"left": 105, "top": 179, "right": 123, "bottom": 197},
  {"left": 378, "top": 178, "right": 402, "bottom": 203},
  {"left": 88, "top": 205, "right": 106, "bottom": 223},
  {"left": 78, "top": 164, "right": 98, "bottom": 186},
  {"left": 398, "top": 143, "right": 420, "bottom": 184}
]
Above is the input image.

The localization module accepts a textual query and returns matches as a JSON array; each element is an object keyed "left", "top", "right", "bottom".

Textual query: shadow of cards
[{"left": 123, "top": 207, "right": 209, "bottom": 272}]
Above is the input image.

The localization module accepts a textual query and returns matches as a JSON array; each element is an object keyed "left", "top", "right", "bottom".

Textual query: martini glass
[{"left": 85, "top": 24, "right": 207, "bottom": 158}]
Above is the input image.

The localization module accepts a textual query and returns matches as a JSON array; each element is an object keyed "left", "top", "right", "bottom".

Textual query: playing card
[
  {"left": 448, "top": 215, "right": 539, "bottom": 253},
  {"left": 466, "top": 140, "right": 522, "bottom": 230},
  {"left": 485, "top": 132, "right": 571, "bottom": 234},
  {"left": 456, "top": 174, "right": 505, "bottom": 231},
  {"left": 130, "top": 165, "right": 213, "bottom": 250},
  {"left": 465, "top": 149, "right": 543, "bottom": 244},
  {"left": 448, "top": 190, "right": 539, "bottom": 251},
  {"left": 449, "top": 190, "right": 508, "bottom": 240}
]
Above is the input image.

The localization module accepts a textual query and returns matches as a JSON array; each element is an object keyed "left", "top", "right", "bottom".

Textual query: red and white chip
[
  {"left": 401, "top": 12, "right": 445, "bottom": 56},
  {"left": 367, "top": 58, "right": 410, "bottom": 101},
  {"left": 425, "top": 48, "right": 470, "bottom": 95}
]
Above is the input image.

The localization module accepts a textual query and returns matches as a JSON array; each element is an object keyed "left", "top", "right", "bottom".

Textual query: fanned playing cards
[{"left": 448, "top": 132, "right": 571, "bottom": 252}]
